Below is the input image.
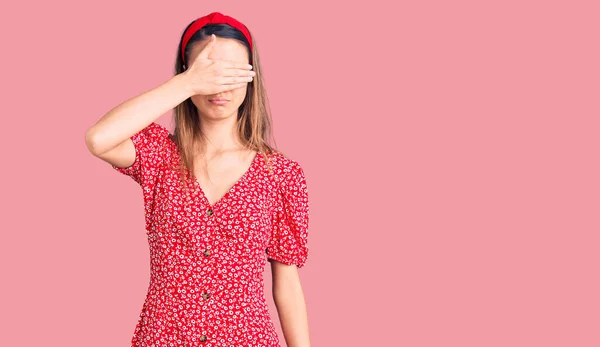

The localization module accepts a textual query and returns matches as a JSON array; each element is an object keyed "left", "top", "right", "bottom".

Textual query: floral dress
[{"left": 111, "top": 122, "right": 310, "bottom": 347}]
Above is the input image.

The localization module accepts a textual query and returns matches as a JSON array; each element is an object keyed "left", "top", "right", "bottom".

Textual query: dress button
[
  {"left": 203, "top": 249, "right": 211, "bottom": 257},
  {"left": 199, "top": 335, "right": 207, "bottom": 342},
  {"left": 202, "top": 292, "right": 211, "bottom": 300},
  {"left": 206, "top": 209, "right": 213, "bottom": 216}
]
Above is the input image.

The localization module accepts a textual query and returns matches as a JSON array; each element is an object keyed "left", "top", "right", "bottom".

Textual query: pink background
[{"left": 2, "top": 0, "right": 599, "bottom": 346}]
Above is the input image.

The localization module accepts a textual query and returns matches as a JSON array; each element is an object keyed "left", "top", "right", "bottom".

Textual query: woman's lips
[{"left": 209, "top": 99, "right": 229, "bottom": 105}]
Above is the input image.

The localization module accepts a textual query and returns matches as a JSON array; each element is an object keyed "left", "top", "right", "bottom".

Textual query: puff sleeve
[
  {"left": 266, "top": 162, "right": 310, "bottom": 268},
  {"left": 111, "top": 122, "right": 171, "bottom": 187}
]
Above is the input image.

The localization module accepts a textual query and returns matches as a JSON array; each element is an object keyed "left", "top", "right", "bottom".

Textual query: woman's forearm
[
  {"left": 85, "top": 72, "right": 193, "bottom": 156},
  {"left": 272, "top": 267, "right": 311, "bottom": 347}
]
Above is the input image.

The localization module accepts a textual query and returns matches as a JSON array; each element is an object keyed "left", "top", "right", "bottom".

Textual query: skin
[{"left": 187, "top": 37, "right": 311, "bottom": 347}]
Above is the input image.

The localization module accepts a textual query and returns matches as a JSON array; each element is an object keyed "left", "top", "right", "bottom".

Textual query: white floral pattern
[{"left": 111, "top": 122, "right": 309, "bottom": 346}]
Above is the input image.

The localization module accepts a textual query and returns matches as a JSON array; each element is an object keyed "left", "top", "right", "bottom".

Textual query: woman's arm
[
  {"left": 84, "top": 73, "right": 193, "bottom": 167},
  {"left": 271, "top": 260, "right": 311, "bottom": 347},
  {"left": 85, "top": 37, "right": 254, "bottom": 167}
]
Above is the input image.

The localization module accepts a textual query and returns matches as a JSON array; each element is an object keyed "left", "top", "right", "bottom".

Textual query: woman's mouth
[{"left": 209, "top": 99, "right": 230, "bottom": 105}]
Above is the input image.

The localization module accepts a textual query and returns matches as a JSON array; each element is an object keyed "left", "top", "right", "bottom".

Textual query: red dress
[{"left": 111, "top": 122, "right": 310, "bottom": 347}]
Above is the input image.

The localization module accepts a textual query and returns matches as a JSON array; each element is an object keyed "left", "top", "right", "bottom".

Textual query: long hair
[{"left": 172, "top": 22, "right": 281, "bottom": 195}]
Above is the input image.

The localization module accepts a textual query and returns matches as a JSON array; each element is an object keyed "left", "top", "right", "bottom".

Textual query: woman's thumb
[{"left": 199, "top": 34, "right": 216, "bottom": 58}]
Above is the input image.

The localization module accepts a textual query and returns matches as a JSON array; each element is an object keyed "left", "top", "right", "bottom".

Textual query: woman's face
[{"left": 188, "top": 37, "right": 250, "bottom": 120}]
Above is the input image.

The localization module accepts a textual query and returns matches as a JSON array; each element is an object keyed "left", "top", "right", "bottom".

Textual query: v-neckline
[{"left": 192, "top": 151, "right": 260, "bottom": 210}]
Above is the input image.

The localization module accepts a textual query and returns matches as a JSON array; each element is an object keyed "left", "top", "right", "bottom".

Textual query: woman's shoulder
[
  {"left": 265, "top": 150, "right": 306, "bottom": 186},
  {"left": 266, "top": 150, "right": 304, "bottom": 171}
]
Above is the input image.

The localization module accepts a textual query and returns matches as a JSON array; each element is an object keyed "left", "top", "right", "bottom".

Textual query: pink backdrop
[{"left": 2, "top": 0, "right": 599, "bottom": 346}]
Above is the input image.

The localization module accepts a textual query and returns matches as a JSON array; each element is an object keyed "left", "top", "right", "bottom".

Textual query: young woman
[{"left": 85, "top": 12, "right": 311, "bottom": 347}]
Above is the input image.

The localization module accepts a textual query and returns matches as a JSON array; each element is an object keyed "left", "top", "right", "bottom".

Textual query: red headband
[{"left": 181, "top": 12, "right": 253, "bottom": 63}]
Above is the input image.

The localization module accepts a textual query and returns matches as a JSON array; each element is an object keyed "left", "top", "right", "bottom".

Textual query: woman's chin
[{"left": 198, "top": 107, "right": 237, "bottom": 119}]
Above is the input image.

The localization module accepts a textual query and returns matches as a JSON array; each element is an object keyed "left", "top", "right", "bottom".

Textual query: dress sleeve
[
  {"left": 266, "top": 162, "right": 310, "bottom": 268},
  {"left": 111, "top": 122, "right": 171, "bottom": 187}
]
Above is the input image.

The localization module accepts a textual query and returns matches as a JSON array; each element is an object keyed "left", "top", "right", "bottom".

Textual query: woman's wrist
[{"left": 172, "top": 71, "right": 195, "bottom": 100}]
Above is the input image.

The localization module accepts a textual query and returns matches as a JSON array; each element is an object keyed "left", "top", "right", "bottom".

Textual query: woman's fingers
[
  {"left": 218, "top": 75, "right": 254, "bottom": 85},
  {"left": 218, "top": 60, "right": 253, "bottom": 70},
  {"left": 185, "top": 58, "right": 253, "bottom": 95},
  {"left": 216, "top": 68, "right": 255, "bottom": 77},
  {"left": 213, "top": 60, "right": 255, "bottom": 76},
  {"left": 217, "top": 83, "right": 249, "bottom": 93}
]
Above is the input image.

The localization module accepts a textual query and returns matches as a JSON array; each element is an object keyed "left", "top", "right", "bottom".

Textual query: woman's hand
[{"left": 183, "top": 34, "right": 255, "bottom": 95}]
